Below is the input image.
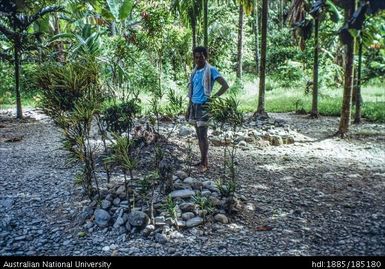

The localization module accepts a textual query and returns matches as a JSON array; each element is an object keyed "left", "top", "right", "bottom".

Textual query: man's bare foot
[{"left": 198, "top": 164, "right": 208, "bottom": 172}]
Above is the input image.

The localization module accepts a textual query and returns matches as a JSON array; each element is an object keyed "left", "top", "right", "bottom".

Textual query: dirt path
[{"left": 1, "top": 109, "right": 384, "bottom": 256}]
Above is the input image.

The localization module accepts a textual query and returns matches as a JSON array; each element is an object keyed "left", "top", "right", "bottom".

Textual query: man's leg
[
  {"left": 197, "top": 126, "right": 208, "bottom": 169},
  {"left": 194, "top": 126, "right": 203, "bottom": 166}
]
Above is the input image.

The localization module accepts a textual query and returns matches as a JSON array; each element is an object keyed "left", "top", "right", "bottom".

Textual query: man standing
[{"left": 186, "top": 46, "right": 229, "bottom": 172}]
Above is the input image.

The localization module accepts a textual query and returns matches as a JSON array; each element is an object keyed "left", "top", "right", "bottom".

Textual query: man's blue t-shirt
[{"left": 192, "top": 66, "right": 221, "bottom": 104}]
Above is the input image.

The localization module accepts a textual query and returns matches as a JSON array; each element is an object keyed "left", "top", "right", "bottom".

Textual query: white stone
[{"left": 170, "top": 189, "right": 195, "bottom": 199}]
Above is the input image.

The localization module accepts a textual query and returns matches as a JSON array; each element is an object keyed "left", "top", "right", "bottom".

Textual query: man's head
[{"left": 193, "top": 46, "right": 208, "bottom": 68}]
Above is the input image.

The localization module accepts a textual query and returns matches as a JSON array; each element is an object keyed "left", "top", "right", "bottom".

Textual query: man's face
[{"left": 194, "top": 52, "right": 206, "bottom": 68}]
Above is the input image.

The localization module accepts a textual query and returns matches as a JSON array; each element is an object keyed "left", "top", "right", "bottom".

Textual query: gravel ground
[{"left": 1, "top": 108, "right": 384, "bottom": 256}]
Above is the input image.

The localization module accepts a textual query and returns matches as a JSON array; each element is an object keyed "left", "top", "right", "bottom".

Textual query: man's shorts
[{"left": 188, "top": 103, "right": 210, "bottom": 127}]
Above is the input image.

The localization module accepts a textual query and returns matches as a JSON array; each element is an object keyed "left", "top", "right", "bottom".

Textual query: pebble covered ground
[{"left": 1, "top": 108, "right": 384, "bottom": 256}]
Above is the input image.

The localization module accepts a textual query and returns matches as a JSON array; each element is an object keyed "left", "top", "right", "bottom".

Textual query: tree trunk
[
  {"left": 255, "top": 0, "right": 268, "bottom": 116},
  {"left": 236, "top": 4, "right": 244, "bottom": 79},
  {"left": 310, "top": 16, "right": 320, "bottom": 118},
  {"left": 337, "top": 0, "right": 355, "bottom": 137},
  {"left": 191, "top": 6, "right": 197, "bottom": 50},
  {"left": 14, "top": 36, "right": 22, "bottom": 119},
  {"left": 54, "top": 14, "right": 65, "bottom": 62},
  {"left": 204, "top": 0, "right": 208, "bottom": 48},
  {"left": 253, "top": 1, "right": 260, "bottom": 75},
  {"left": 353, "top": 39, "right": 363, "bottom": 124}
]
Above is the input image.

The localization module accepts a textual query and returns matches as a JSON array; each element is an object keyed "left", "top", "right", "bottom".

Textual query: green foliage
[
  {"left": 163, "top": 195, "right": 178, "bottom": 222},
  {"left": 102, "top": 99, "right": 141, "bottom": 134},
  {"left": 362, "top": 102, "right": 385, "bottom": 123},
  {"left": 215, "top": 179, "right": 236, "bottom": 198},
  {"left": 107, "top": 0, "right": 133, "bottom": 21},
  {"left": 105, "top": 133, "right": 136, "bottom": 173},
  {"left": 139, "top": 171, "right": 159, "bottom": 197},
  {"left": 192, "top": 193, "right": 214, "bottom": 214},
  {"left": 209, "top": 95, "right": 244, "bottom": 129},
  {"left": 164, "top": 89, "right": 184, "bottom": 117},
  {"left": 37, "top": 58, "right": 101, "bottom": 118}
]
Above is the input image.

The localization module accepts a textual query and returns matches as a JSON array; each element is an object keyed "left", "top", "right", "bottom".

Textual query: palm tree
[
  {"left": 236, "top": 0, "right": 253, "bottom": 80},
  {"left": 336, "top": 0, "right": 356, "bottom": 137},
  {"left": 0, "top": 0, "right": 63, "bottom": 118},
  {"left": 252, "top": 0, "right": 260, "bottom": 75},
  {"left": 254, "top": 0, "right": 269, "bottom": 117},
  {"left": 172, "top": 0, "right": 203, "bottom": 50}
]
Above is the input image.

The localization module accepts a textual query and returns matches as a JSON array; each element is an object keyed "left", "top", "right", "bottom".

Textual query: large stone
[
  {"left": 128, "top": 211, "right": 149, "bottom": 228},
  {"left": 186, "top": 217, "right": 204, "bottom": 228},
  {"left": 170, "top": 189, "right": 195, "bottom": 199},
  {"left": 94, "top": 209, "right": 111, "bottom": 228}
]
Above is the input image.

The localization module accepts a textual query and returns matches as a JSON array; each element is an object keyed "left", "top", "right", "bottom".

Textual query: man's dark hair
[{"left": 193, "top": 46, "right": 208, "bottom": 58}]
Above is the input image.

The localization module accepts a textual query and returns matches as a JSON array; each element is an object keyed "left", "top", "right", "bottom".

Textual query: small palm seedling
[
  {"left": 192, "top": 193, "right": 214, "bottom": 220},
  {"left": 163, "top": 195, "right": 179, "bottom": 229},
  {"left": 209, "top": 95, "right": 244, "bottom": 214},
  {"left": 105, "top": 133, "right": 137, "bottom": 211}
]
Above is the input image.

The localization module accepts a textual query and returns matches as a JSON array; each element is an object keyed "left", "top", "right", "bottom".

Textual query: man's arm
[{"left": 212, "top": 77, "right": 229, "bottom": 98}]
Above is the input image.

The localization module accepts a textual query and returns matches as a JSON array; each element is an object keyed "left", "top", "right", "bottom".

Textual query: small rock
[
  {"left": 102, "top": 246, "right": 110, "bottom": 252},
  {"left": 201, "top": 190, "right": 211, "bottom": 197},
  {"left": 238, "top": 141, "right": 248, "bottom": 147},
  {"left": 182, "top": 212, "right": 195, "bottom": 221},
  {"left": 101, "top": 200, "right": 111, "bottom": 210},
  {"left": 142, "top": 225, "right": 155, "bottom": 237},
  {"left": 214, "top": 214, "right": 229, "bottom": 224},
  {"left": 183, "top": 177, "right": 198, "bottom": 185},
  {"left": 94, "top": 209, "right": 111, "bottom": 228},
  {"left": 175, "top": 170, "right": 188, "bottom": 180},
  {"left": 179, "top": 203, "right": 196, "bottom": 212},
  {"left": 271, "top": 135, "right": 283, "bottom": 146},
  {"left": 186, "top": 217, "right": 204, "bottom": 227},
  {"left": 170, "top": 189, "right": 195, "bottom": 199},
  {"left": 154, "top": 216, "right": 166, "bottom": 226},
  {"left": 128, "top": 211, "right": 149, "bottom": 228},
  {"left": 155, "top": 233, "right": 169, "bottom": 244},
  {"left": 179, "top": 126, "right": 194, "bottom": 137},
  {"left": 113, "top": 198, "right": 121, "bottom": 206}
]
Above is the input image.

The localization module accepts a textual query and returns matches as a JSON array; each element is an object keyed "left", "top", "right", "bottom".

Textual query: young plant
[
  {"left": 163, "top": 195, "right": 179, "bottom": 229},
  {"left": 192, "top": 193, "right": 214, "bottom": 220},
  {"left": 105, "top": 133, "right": 137, "bottom": 211},
  {"left": 209, "top": 95, "right": 244, "bottom": 212}
]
